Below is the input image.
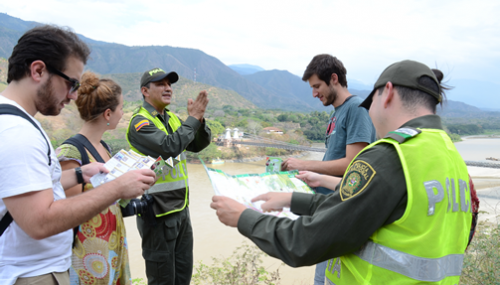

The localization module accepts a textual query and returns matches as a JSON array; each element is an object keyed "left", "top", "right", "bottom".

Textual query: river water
[
  {"left": 125, "top": 139, "right": 500, "bottom": 284},
  {"left": 125, "top": 149, "right": 324, "bottom": 284}
]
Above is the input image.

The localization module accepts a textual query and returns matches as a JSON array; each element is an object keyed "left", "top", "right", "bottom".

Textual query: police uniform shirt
[
  {"left": 237, "top": 115, "right": 444, "bottom": 267},
  {"left": 127, "top": 101, "right": 211, "bottom": 214}
]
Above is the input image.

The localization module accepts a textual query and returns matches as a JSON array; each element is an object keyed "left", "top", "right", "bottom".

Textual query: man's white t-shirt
[{"left": 0, "top": 96, "right": 72, "bottom": 285}]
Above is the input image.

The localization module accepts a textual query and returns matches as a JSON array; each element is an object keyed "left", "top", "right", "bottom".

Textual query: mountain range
[
  {"left": 228, "top": 64, "right": 265, "bottom": 75},
  {"left": 0, "top": 12, "right": 497, "bottom": 116},
  {"left": 0, "top": 13, "right": 318, "bottom": 111}
]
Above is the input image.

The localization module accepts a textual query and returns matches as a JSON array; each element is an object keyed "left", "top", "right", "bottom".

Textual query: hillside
[
  {"left": 229, "top": 64, "right": 265, "bottom": 75},
  {"left": 105, "top": 72, "right": 256, "bottom": 110},
  {"left": 244, "top": 69, "right": 324, "bottom": 110},
  {"left": 438, "top": 100, "right": 500, "bottom": 118}
]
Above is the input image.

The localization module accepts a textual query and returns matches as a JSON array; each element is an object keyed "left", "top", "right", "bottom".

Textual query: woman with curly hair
[{"left": 56, "top": 71, "right": 130, "bottom": 285}]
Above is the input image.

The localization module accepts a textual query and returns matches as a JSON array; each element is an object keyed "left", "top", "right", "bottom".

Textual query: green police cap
[
  {"left": 140, "top": 67, "right": 179, "bottom": 88},
  {"left": 360, "top": 60, "right": 441, "bottom": 110}
]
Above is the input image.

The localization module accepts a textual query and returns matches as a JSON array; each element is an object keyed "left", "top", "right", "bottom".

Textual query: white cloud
[{"left": 2, "top": 0, "right": 500, "bottom": 84}]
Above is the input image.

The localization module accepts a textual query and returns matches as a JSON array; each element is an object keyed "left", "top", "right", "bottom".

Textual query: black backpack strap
[
  {"left": 0, "top": 104, "right": 51, "bottom": 165},
  {"left": 61, "top": 134, "right": 109, "bottom": 247},
  {"left": 63, "top": 134, "right": 107, "bottom": 163},
  {"left": 73, "top": 134, "right": 105, "bottom": 163},
  {"left": 100, "top": 140, "right": 112, "bottom": 155},
  {"left": 0, "top": 104, "right": 52, "bottom": 237},
  {"left": 63, "top": 136, "right": 91, "bottom": 165},
  {"left": 0, "top": 212, "right": 13, "bottom": 237}
]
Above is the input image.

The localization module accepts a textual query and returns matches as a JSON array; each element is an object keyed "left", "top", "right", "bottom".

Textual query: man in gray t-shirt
[
  {"left": 319, "top": 95, "right": 376, "bottom": 193},
  {"left": 281, "top": 54, "right": 375, "bottom": 285}
]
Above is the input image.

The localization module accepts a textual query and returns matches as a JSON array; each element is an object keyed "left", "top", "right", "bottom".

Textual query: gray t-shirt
[{"left": 316, "top": 95, "right": 376, "bottom": 194}]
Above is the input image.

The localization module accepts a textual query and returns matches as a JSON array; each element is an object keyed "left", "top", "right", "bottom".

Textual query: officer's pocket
[
  {"left": 142, "top": 218, "right": 179, "bottom": 262},
  {"left": 164, "top": 219, "right": 179, "bottom": 242}
]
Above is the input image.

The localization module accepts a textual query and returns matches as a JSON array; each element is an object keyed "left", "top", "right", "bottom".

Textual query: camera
[{"left": 121, "top": 194, "right": 156, "bottom": 226}]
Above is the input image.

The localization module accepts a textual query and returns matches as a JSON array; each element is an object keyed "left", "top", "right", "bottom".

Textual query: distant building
[{"left": 263, "top": 127, "right": 284, "bottom": 135}]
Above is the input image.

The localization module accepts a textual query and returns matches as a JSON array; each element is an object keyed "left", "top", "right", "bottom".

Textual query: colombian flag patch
[{"left": 135, "top": 120, "right": 149, "bottom": 131}]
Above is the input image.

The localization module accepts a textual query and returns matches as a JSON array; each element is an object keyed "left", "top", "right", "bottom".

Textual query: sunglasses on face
[{"left": 46, "top": 65, "right": 80, "bottom": 93}]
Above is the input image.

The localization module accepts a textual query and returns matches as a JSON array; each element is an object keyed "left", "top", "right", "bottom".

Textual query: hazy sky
[{"left": 1, "top": 0, "right": 499, "bottom": 88}]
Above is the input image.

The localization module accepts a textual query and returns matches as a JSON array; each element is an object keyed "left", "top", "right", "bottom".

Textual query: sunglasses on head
[{"left": 46, "top": 65, "right": 80, "bottom": 93}]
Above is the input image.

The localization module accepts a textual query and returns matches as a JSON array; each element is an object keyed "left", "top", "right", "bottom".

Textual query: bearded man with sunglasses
[{"left": 0, "top": 25, "right": 156, "bottom": 285}]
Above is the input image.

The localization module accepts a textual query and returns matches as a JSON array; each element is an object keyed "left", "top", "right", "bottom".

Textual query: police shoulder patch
[
  {"left": 384, "top": 127, "right": 421, "bottom": 143},
  {"left": 340, "top": 160, "right": 376, "bottom": 201}
]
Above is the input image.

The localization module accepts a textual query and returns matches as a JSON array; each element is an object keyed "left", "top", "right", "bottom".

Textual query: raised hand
[{"left": 187, "top": 90, "right": 209, "bottom": 122}]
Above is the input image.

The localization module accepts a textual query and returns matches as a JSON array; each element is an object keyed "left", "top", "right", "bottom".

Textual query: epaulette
[{"left": 384, "top": 127, "right": 422, "bottom": 143}]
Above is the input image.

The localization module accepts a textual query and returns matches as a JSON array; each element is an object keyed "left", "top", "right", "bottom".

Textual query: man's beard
[
  {"left": 323, "top": 86, "right": 337, "bottom": 106},
  {"left": 35, "top": 77, "right": 66, "bottom": 116}
]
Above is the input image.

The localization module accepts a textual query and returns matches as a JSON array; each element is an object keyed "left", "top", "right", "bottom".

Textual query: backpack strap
[
  {"left": 0, "top": 104, "right": 51, "bottom": 165},
  {"left": 63, "top": 134, "right": 107, "bottom": 163},
  {"left": 60, "top": 134, "right": 110, "bottom": 247},
  {"left": 0, "top": 104, "right": 52, "bottom": 237},
  {"left": 0, "top": 212, "right": 13, "bottom": 238},
  {"left": 100, "top": 140, "right": 112, "bottom": 156},
  {"left": 63, "top": 135, "right": 90, "bottom": 165}
]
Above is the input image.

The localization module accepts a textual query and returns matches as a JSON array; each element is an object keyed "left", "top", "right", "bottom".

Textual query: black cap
[
  {"left": 140, "top": 68, "right": 179, "bottom": 88},
  {"left": 360, "top": 60, "right": 441, "bottom": 110}
]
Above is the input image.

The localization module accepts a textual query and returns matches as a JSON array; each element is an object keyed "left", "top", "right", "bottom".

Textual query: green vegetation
[
  {"left": 132, "top": 278, "right": 147, "bottom": 285},
  {"left": 447, "top": 124, "right": 483, "bottom": 136},
  {"left": 186, "top": 143, "right": 222, "bottom": 162},
  {"left": 443, "top": 117, "right": 500, "bottom": 137},
  {"left": 448, "top": 133, "right": 462, "bottom": 142},
  {"left": 461, "top": 219, "right": 500, "bottom": 284},
  {"left": 210, "top": 106, "right": 329, "bottom": 142},
  {"left": 192, "top": 243, "right": 281, "bottom": 285},
  {"left": 206, "top": 120, "right": 225, "bottom": 137},
  {"left": 482, "top": 129, "right": 500, "bottom": 136}
]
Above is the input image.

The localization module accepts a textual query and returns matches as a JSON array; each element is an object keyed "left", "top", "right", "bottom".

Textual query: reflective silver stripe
[
  {"left": 354, "top": 241, "right": 464, "bottom": 282},
  {"left": 327, "top": 279, "right": 336, "bottom": 285},
  {"left": 179, "top": 152, "right": 187, "bottom": 160},
  {"left": 146, "top": 179, "right": 188, "bottom": 194}
]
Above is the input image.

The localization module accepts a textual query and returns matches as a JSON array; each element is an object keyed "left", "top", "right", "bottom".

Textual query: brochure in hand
[
  {"left": 89, "top": 149, "right": 174, "bottom": 207},
  {"left": 201, "top": 159, "right": 314, "bottom": 220}
]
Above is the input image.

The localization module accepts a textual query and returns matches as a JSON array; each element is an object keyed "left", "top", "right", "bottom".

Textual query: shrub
[
  {"left": 192, "top": 243, "right": 281, "bottom": 285},
  {"left": 448, "top": 133, "right": 462, "bottom": 142},
  {"left": 132, "top": 278, "right": 147, "bottom": 285},
  {"left": 265, "top": 148, "right": 288, "bottom": 157},
  {"left": 106, "top": 139, "right": 131, "bottom": 155},
  {"left": 461, "top": 217, "right": 500, "bottom": 284}
]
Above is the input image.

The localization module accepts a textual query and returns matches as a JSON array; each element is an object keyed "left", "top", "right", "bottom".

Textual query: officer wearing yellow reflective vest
[
  {"left": 127, "top": 67, "right": 211, "bottom": 285},
  {"left": 210, "top": 60, "right": 472, "bottom": 285}
]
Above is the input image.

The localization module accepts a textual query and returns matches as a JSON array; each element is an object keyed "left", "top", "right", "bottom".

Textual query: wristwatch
[{"left": 75, "top": 167, "right": 84, "bottom": 184}]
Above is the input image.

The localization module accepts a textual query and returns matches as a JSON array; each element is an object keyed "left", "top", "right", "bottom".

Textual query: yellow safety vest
[
  {"left": 326, "top": 128, "right": 472, "bottom": 285},
  {"left": 126, "top": 107, "right": 189, "bottom": 217}
]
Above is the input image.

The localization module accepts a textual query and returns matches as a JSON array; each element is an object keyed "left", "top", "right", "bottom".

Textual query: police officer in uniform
[
  {"left": 127, "top": 68, "right": 211, "bottom": 285},
  {"left": 211, "top": 60, "right": 472, "bottom": 284}
]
